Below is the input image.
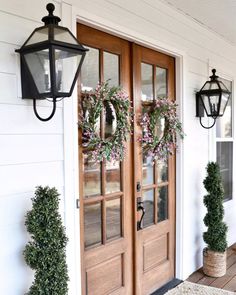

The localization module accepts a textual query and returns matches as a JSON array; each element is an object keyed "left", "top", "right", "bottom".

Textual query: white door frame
[{"left": 63, "top": 3, "right": 187, "bottom": 294}]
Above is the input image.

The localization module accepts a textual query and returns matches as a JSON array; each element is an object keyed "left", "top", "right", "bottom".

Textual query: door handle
[{"left": 137, "top": 197, "right": 145, "bottom": 231}]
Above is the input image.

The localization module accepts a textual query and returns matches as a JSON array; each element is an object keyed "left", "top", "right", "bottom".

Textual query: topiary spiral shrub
[
  {"left": 203, "top": 162, "right": 228, "bottom": 252},
  {"left": 24, "top": 186, "right": 69, "bottom": 295}
]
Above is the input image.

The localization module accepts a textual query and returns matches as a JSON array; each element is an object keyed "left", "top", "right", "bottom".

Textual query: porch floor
[{"left": 187, "top": 243, "right": 236, "bottom": 292}]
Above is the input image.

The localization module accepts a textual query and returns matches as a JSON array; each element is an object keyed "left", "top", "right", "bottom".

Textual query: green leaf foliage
[
  {"left": 24, "top": 186, "right": 69, "bottom": 295},
  {"left": 140, "top": 97, "right": 184, "bottom": 162},
  {"left": 203, "top": 162, "right": 227, "bottom": 252},
  {"left": 78, "top": 80, "right": 132, "bottom": 162}
]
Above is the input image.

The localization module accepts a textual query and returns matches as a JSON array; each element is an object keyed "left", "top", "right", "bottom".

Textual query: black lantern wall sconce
[
  {"left": 16, "top": 3, "right": 88, "bottom": 121},
  {"left": 196, "top": 69, "right": 231, "bottom": 129}
]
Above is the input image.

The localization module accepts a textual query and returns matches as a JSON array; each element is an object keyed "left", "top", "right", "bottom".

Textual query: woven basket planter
[{"left": 203, "top": 248, "right": 226, "bottom": 277}]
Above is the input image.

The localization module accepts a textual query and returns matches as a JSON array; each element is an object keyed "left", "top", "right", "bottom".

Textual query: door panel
[
  {"left": 77, "top": 24, "right": 133, "bottom": 295},
  {"left": 78, "top": 25, "right": 176, "bottom": 295},
  {"left": 133, "top": 44, "right": 176, "bottom": 295}
]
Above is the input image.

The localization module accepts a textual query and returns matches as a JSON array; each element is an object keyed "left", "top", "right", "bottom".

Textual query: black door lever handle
[{"left": 137, "top": 198, "right": 145, "bottom": 230}]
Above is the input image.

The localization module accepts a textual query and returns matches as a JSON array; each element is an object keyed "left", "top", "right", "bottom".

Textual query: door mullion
[
  {"left": 102, "top": 198, "right": 106, "bottom": 245},
  {"left": 153, "top": 65, "right": 156, "bottom": 100},
  {"left": 154, "top": 163, "right": 158, "bottom": 224}
]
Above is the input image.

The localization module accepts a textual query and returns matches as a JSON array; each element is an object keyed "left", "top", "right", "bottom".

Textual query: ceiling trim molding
[{"left": 158, "top": 0, "right": 236, "bottom": 46}]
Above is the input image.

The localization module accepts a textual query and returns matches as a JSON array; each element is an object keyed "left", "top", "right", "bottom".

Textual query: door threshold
[{"left": 151, "top": 278, "right": 183, "bottom": 295}]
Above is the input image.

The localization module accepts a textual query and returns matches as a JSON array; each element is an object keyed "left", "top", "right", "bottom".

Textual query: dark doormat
[{"left": 151, "top": 278, "right": 183, "bottom": 295}]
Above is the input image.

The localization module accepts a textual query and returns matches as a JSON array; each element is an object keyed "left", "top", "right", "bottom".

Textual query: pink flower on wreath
[{"left": 139, "top": 97, "right": 184, "bottom": 162}]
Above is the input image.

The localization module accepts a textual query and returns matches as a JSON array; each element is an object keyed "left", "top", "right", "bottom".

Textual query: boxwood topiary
[
  {"left": 24, "top": 186, "right": 69, "bottom": 295},
  {"left": 203, "top": 162, "right": 228, "bottom": 252}
]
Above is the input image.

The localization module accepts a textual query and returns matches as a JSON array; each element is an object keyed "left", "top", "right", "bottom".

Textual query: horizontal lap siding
[
  {"left": 0, "top": 162, "right": 64, "bottom": 196},
  {"left": 0, "top": 1, "right": 64, "bottom": 294},
  {"left": 0, "top": 134, "right": 63, "bottom": 166}
]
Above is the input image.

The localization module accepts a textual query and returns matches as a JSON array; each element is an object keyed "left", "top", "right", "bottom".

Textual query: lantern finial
[
  {"left": 46, "top": 3, "right": 55, "bottom": 15},
  {"left": 42, "top": 3, "right": 61, "bottom": 25},
  {"left": 210, "top": 69, "right": 218, "bottom": 80}
]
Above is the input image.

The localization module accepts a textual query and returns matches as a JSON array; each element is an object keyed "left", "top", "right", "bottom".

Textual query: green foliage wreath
[
  {"left": 139, "top": 97, "right": 184, "bottom": 161},
  {"left": 79, "top": 81, "right": 132, "bottom": 162}
]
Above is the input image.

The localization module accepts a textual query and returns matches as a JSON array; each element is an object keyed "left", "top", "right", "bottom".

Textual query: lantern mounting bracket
[
  {"left": 199, "top": 117, "right": 216, "bottom": 129},
  {"left": 33, "top": 97, "right": 57, "bottom": 122},
  {"left": 196, "top": 92, "right": 204, "bottom": 118}
]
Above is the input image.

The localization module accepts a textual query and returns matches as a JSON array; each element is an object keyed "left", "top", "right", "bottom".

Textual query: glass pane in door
[
  {"left": 81, "top": 46, "right": 99, "bottom": 91},
  {"left": 83, "top": 154, "right": 101, "bottom": 198},
  {"left": 84, "top": 203, "right": 102, "bottom": 248},
  {"left": 104, "top": 101, "right": 117, "bottom": 139},
  {"left": 106, "top": 198, "right": 121, "bottom": 240},
  {"left": 106, "top": 160, "right": 121, "bottom": 194},
  {"left": 157, "top": 186, "right": 168, "bottom": 222},
  {"left": 156, "top": 67, "right": 167, "bottom": 98},
  {"left": 157, "top": 161, "right": 168, "bottom": 183},
  {"left": 104, "top": 51, "right": 119, "bottom": 86},
  {"left": 155, "top": 116, "right": 165, "bottom": 139},
  {"left": 143, "top": 189, "right": 154, "bottom": 227},
  {"left": 142, "top": 155, "right": 154, "bottom": 185},
  {"left": 141, "top": 63, "right": 153, "bottom": 101}
]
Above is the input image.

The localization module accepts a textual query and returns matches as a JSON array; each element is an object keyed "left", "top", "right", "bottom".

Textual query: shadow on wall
[
  {"left": 20, "top": 213, "right": 34, "bottom": 294},
  {"left": 194, "top": 168, "right": 206, "bottom": 270}
]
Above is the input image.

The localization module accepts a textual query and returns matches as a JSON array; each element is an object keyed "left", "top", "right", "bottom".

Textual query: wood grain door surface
[
  {"left": 77, "top": 24, "right": 176, "bottom": 295},
  {"left": 77, "top": 24, "right": 133, "bottom": 295},
  {"left": 133, "top": 44, "right": 176, "bottom": 295}
]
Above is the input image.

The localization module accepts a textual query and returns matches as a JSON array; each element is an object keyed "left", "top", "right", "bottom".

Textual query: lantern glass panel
[
  {"left": 24, "top": 49, "right": 51, "bottom": 94},
  {"left": 202, "top": 81, "right": 219, "bottom": 91},
  {"left": 219, "top": 81, "right": 229, "bottom": 91},
  {"left": 209, "top": 95, "right": 220, "bottom": 116},
  {"left": 219, "top": 93, "right": 230, "bottom": 116},
  {"left": 54, "top": 27, "right": 79, "bottom": 45},
  {"left": 25, "top": 27, "right": 49, "bottom": 46},
  {"left": 54, "top": 48, "right": 82, "bottom": 93},
  {"left": 201, "top": 94, "right": 211, "bottom": 116},
  {"left": 209, "top": 81, "right": 219, "bottom": 90}
]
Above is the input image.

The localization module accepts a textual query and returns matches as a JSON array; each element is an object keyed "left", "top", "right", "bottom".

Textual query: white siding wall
[
  {"left": 1, "top": 0, "right": 236, "bottom": 294},
  {"left": 0, "top": 1, "right": 65, "bottom": 294}
]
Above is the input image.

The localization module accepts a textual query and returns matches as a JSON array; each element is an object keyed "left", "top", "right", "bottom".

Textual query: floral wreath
[
  {"left": 79, "top": 81, "right": 132, "bottom": 162},
  {"left": 139, "top": 97, "right": 184, "bottom": 162}
]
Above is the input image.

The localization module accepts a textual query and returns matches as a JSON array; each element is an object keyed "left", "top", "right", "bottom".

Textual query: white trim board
[
  {"left": 71, "top": 5, "right": 186, "bottom": 287},
  {"left": 62, "top": 3, "right": 81, "bottom": 295}
]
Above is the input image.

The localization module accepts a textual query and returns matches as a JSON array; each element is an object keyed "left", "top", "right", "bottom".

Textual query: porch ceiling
[{"left": 161, "top": 0, "right": 236, "bottom": 45}]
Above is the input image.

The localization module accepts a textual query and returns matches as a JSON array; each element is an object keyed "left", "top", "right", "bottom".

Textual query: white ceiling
[{"left": 162, "top": 0, "right": 236, "bottom": 45}]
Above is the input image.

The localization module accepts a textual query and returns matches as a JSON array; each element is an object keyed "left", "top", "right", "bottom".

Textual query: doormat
[{"left": 165, "top": 281, "right": 235, "bottom": 295}]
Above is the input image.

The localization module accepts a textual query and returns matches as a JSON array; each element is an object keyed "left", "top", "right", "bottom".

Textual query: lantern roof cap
[
  {"left": 15, "top": 3, "right": 89, "bottom": 54},
  {"left": 42, "top": 3, "right": 61, "bottom": 26},
  {"left": 198, "top": 69, "right": 231, "bottom": 94}
]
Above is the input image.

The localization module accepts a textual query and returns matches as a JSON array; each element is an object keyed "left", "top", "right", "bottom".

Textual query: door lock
[{"left": 136, "top": 181, "right": 141, "bottom": 192}]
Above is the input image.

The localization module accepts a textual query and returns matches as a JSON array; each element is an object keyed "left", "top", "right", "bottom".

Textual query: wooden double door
[{"left": 78, "top": 24, "right": 176, "bottom": 295}]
